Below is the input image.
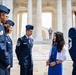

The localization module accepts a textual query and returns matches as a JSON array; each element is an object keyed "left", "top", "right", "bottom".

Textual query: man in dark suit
[
  {"left": 15, "top": 25, "right": 34, "bottom": 75},
  {"left": 0, "top": 5, "right": 10, "bottom": 75},
  {"left": 68, "top": 11, "right": 76, "bottom": 75}
]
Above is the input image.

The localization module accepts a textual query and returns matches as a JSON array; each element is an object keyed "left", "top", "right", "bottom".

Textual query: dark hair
[
  {"left": 4, "top": 24, "right": 10, "bottom": 33},
  {"left": 52, "top": 32, "right": 65, "bottom": 52}
]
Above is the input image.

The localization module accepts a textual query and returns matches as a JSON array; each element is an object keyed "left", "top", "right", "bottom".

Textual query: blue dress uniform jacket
[
  {"left": 68, "top": 27, "right": 76, "bottom": 61},
  {"left": 15, "top": 35, "right": 34, "bottom": 75},
  {"left": 5, "top": 34, "right": 13, "bottom": 75},
  {"left": 0, "top": 24, "right": 9, "bottom": 75},
  {"left": 6, "top": 35, "right": 13, "bottom": 68},
  {"left": 68, "top": 27, "right": 76, "bottom": 75}
]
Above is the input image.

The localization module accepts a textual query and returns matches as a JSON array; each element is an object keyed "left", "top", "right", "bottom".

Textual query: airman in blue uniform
[
  {"left": 0, "top": 5, "right": 10, "bottom": 75},
  {"left": 4, "top": 20, "right": 15, "bottom": 75},
  {"left": 15, "top": 25, "right": 34, "bottom": 75},
  {"left": 68, "top": 25, "right": 76, "bottom": 75}
]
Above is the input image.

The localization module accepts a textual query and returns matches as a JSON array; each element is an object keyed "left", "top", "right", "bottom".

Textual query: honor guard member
[
  {"left": 4, "top": 20, "right": 15, "bottom": 75},
  {"left": 68, "top": 26, "right": 76, "bottom": 75},
  {"left": 15, "top": 25, "right": 34, "bottom": 75},
  {"left": 0, "top": 5, "right": 10, "bottom": 75}
]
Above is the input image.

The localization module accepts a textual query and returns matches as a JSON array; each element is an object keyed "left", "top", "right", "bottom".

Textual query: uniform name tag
[{"left": 23, "top": 43, "right": 27, "bottom": 44}]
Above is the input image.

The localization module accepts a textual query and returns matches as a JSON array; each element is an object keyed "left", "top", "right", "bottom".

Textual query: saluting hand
[{"left": 6, "top": 65, "right": 10, "bottom": 69}]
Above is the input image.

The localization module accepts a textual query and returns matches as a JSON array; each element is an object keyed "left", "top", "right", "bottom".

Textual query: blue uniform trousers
[
  {"left": 0, "top": 68, "right": 5, "bottom": 75},
  {"left": 20, "top": 65, "right": 33, "bottom": 75},
  {"left": 72, "top": 63, "right": 76, "bottom": 75},
  {"left": 0, "top": 63, "right": 6, "bottom": 75},
  {"left": 5, "top": 68, "right": 10, "bottom": 75}
]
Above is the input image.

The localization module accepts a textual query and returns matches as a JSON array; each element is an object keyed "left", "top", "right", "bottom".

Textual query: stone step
[{"left": 34, "top": 39, "right": 52, "bottom": 44}]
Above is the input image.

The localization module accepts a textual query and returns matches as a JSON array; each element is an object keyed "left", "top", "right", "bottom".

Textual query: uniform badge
[
  {"left": 0, "top": 30, "right": 3, "bottom": 35},
  {"left": 17, "top": 41, "right": 20, "bottom": 46},
  {"left": 7, "top": 42, "right": 11, "bottom": 44},
  {"left": 68, "top": 37, "right": 72, "bottom": 50}
]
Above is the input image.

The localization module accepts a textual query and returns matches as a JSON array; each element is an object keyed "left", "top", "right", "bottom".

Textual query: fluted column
[
  {"left": 66, "top": 0, "right": 72, "bottom": 44},
  {"left": 75, "top": 12, "right": 76, "bottom": 26},
  {"left": 27, "top": 0, "right": 32, "bottom": 24},
  {"left": 35, "top": 0, "right": 43, "bottom": 42},
  {"left": 0, "top": 0, "right": 2, "bottom": 4},
  {"left": 57, "top": 0, "right": 63, "bottom": 32},
  {"left": 73, "top": 12, "right": 76, "bottom": 26},
  {"left": 66, "top": 0, "right": 72, "bottom": 31},
  {"left": 13, "top": 13, "right": 17, "bottom": 44},
  {"left": 19, "top": 13, "right": 22, "bottom": 37},
  {"left": 52, "top": 12, "right": 56, "bottom": 32}
]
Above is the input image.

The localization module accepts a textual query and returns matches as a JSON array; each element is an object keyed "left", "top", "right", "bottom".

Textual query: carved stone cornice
[
  {"left": 72, "top": 2, "right": 76, "bottom": 6},
  {"left": 14, "top": 3, "right": 19, "bottom": 8},
  {"left": 14, "top": 3, "right": 27, "bottom": 8},
  {"left": 42, "top": 2, "right": 56, "bottom": 7}
]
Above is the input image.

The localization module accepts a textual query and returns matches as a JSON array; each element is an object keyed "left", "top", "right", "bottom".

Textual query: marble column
[
  {"left": 75, "top": 12, "right": 76, "bottom": 26},
  {"left": 32, "top": 7, "right": 37, "bottom": 38},
  {"left": 73, "top": 12, "right": 76, "bottom": 27},
  {"left": 35, "top": 0, "right": 43, "bottom": 42},
  {"left": 27, "top": 0, "right": 32, "bottom": 24},
  {"left": 0, "top": 0, "right": 2, "bottom": 4},
  {"left": 52, "top": 12, "right": 56, "bottom": 32},
  {"left": 19, "top": 13, "right": 22, "bottom": 37},
  {"left": 13, "top": 13, "right": 17, "bottom": 44},
  {"left": 66, "top": 0, "right": 72, "bottom": 31},
  {"left": 2, "top": 0, "right": 13, "bottom": 20},
  {"left": 56, "top": 0, "right": 63, "bottom": 32},
  {"left": 66, "top": 0, "right": 72, "bottom": 45}
]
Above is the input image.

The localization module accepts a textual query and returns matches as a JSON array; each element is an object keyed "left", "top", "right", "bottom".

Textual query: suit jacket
[{"left": 15, "top": 35, "right": 34, "bottom": 66}]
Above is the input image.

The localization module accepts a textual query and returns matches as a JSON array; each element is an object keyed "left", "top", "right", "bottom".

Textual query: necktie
[{"left": 28, "top": 38, "right": 30, "bottom": 44}]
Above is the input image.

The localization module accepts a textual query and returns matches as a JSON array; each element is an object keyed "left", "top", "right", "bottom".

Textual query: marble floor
[{"left": 11, "top": 44, "right": 73, "bottom": 75}]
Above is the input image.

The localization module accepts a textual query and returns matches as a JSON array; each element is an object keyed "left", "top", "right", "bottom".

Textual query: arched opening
[
  {"left": 42, "top": 12, "right": 52, "bottom": 29},
  {"left": 42, "top": 12, "right": 52, "bottom": 39}
]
